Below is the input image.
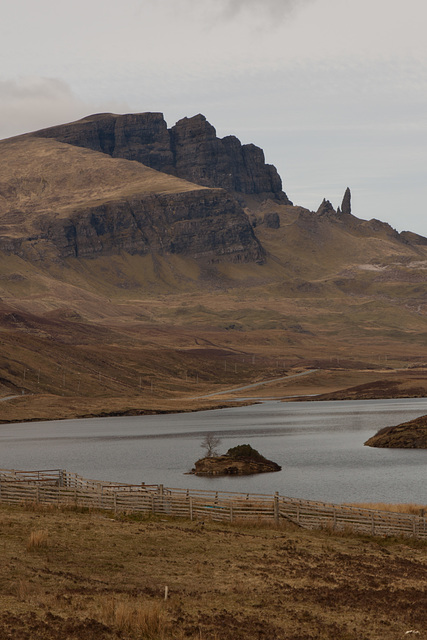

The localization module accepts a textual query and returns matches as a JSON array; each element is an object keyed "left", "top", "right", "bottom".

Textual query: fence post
[
  {"left": 371, "top": 513, "right": 375, "bottom": 536},
  {"left": 333, "top": 507, "right": 337, "bottom": 530},
  {"left": 230, "top": 503, "right": 233, "bottom": 523},
  {"left": 114, "top": 492, "right": 117, "bottom": 515},
  {"left": 189, "top": 497, "right": 193, "bottom": 521},
  {"left": 274, "top": 492, "right": 279, "bottom": 524},
  {"left": 159, "top": 485, "right": 164, "bottom": 514}
]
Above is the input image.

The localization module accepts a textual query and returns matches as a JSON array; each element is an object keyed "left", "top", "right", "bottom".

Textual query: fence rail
[{"left": 0, "top": 468, "right": 425, "bottom": 539}]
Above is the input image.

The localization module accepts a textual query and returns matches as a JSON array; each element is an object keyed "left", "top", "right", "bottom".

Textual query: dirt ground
[{"left": 0, "top": 504, "right": 426, "bottom": 639}]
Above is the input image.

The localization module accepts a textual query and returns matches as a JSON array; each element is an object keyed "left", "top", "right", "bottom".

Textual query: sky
[{"left": 1, "top": 0, "right": 427, "bottom": 234}]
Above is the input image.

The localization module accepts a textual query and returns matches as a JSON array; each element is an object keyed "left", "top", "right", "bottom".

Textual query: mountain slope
[
  {"left": 1, "top": 112, "right": 427, "bottom": 416},
  {"left": 0, "top": 135, "right": 263, "bottom": 264}
]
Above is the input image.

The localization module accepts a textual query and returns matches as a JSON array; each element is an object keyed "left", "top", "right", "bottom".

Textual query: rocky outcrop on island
[
  {"left": 192, "top": 444, "right": 281, "bottom": 476},
  {"left": 34, "top": 112, "right": 291, "bottom": 202},
  {"left": 365, "top": 415, "right": 427, "bottom": 448},
  {"left": 193, "top": 455, "right": 281, "bottom": 475}
]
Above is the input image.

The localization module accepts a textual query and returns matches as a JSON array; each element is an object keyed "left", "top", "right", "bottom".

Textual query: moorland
[
  {"left": 1, "top": 113, "right": 427, "bottom": 428},
  {"left": 0, "top": 503, "right": 426, "bottom": 640}
]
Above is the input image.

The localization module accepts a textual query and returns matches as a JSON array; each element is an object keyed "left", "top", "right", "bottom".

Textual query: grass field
[{"left": 0, "top": 504, "right": 426, "bottom": 639}]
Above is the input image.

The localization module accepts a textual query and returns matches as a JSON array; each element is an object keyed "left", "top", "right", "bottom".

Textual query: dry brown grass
[
  {"left": 26, "top": 528, "right": 48, "bottom": 551},
  {"left": 0, "top": 136, "right": 206, "bottom": 227},
  {"left": 101, "top": 597, "right": 167, "bottom": 638},
  {"left": 0, "top": 503, "right": 426, "bottom": 640},
  {"left": 349, "top": 502, "right": 427, "bottom": 515}
]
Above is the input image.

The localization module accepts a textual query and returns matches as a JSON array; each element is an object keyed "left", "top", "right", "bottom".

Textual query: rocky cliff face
[
  {"left": 0, "top": 133, "right": 265, "bottom": 266},
  {"left": 170, "top": 114, "right": 288, "bottom": 199},
  {"left": 49, "top": 190, "right": 263, "bottom": 263},
  {"left": 34, "top": 113, "right": 174, "bottom": 173},
  {"left": 0, "top": 186, "right": 264, "bottom": 264},
  {"left": 34, "top": 112, "right": 291, "bottom": 201}
]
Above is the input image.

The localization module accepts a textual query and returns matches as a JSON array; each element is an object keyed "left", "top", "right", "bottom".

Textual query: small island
[
  {"left": 365, "top": 414, "right": 427, "bottom": 448},
  {"left": 192, "top": 443, "right": 282, "bottom": 476}
]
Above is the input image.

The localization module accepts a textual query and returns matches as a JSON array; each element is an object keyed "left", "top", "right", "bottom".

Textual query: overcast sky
[{"left": 1, "top": 0, "right": 427, "bottom": 234}]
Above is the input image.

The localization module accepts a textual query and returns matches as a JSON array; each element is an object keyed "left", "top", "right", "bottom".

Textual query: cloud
[
  {"left": 180, "top": 0, "right": 314, "bottom": 29},
  {"left": 218, "top": 0, "right": 314, "bottom": 19},
  {"left": 0, "top": 77, "right": 129, "bottom": 140}
]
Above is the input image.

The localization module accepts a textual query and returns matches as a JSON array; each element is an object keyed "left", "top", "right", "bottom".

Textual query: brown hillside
[{"left": 1, "top": 113, "right": 427, "bottom": 418}]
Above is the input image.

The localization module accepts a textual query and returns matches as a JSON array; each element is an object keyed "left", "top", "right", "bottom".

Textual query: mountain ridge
[{"left": 33, "top": 112, "right": 291, "bottom": 202}]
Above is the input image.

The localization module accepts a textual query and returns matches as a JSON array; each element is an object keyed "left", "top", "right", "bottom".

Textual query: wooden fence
[{"left": 0, "top": 468, "right": 425, "bottom": 540}]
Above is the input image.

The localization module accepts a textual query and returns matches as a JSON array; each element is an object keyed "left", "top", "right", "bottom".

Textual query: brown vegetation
[
  {"left": 26, "top": 529, "right": 49, "bottom": 551},
  {"left": 365, "top": 414, "right": 427, "bottom": 448},
  {"left": 349, "top": 503, "right": 426, "bottom": 516},
  {"left": 0, "top": 503, "right": 426, "bottom": 639},
  {"left": 2, "top": 119, "right": 427, "bottom": 419}
]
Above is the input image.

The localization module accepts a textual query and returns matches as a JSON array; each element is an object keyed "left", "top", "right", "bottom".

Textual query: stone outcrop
[
  {"left": 317, "top": 189, "right": 351, "bottom": 218},
  {"left": 170, "top": 114, "right": 289, "bottom": 200},
  {"left": 34, "top": 113, "right": 174, "bottom": 173},
  {"left": 34, "top": 112, "right": 291, "bottom": 202},
  {"left": 316, "top": 199, "right": 336, "bottom": 216},
  {"left": 0, "top": 189, "right": 264, "bottom": 264},
  {"left": 341, "top": 187, "right": 351, "bottom": 216},
  {"left": 192, "top": 454, "right": 281, "bottom": 476},
  {"left": 263, "top": 212, "right": 280, "bottom": 229}
]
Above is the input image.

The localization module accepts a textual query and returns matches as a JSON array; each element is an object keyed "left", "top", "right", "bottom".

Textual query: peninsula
[{"left": 365, "top": 414, "right": 427, "bottom": 448}]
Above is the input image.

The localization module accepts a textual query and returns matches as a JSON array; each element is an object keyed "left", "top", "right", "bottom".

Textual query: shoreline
[{"left": 2, "top": 389, "right": 427, "bottom": 426}]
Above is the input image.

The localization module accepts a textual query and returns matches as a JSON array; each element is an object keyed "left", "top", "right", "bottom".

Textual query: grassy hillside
[
  {"left": 1, "top": 124, "right": 427, "bottom": 417},
  {"left": 0, "top": 136, "right": 206, "bottom": 224}
]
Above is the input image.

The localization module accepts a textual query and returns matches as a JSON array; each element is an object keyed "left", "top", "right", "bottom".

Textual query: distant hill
[
  {"left": 2, "top": 112, "right": 427, "bottom": 286},
  {"left": 1, "top": 112, "right": 427, "bottom": 412}
]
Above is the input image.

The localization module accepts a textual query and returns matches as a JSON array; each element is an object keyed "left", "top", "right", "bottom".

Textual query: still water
[{"left": 1, "top": 398, "right": 426, "bottom": 504}]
